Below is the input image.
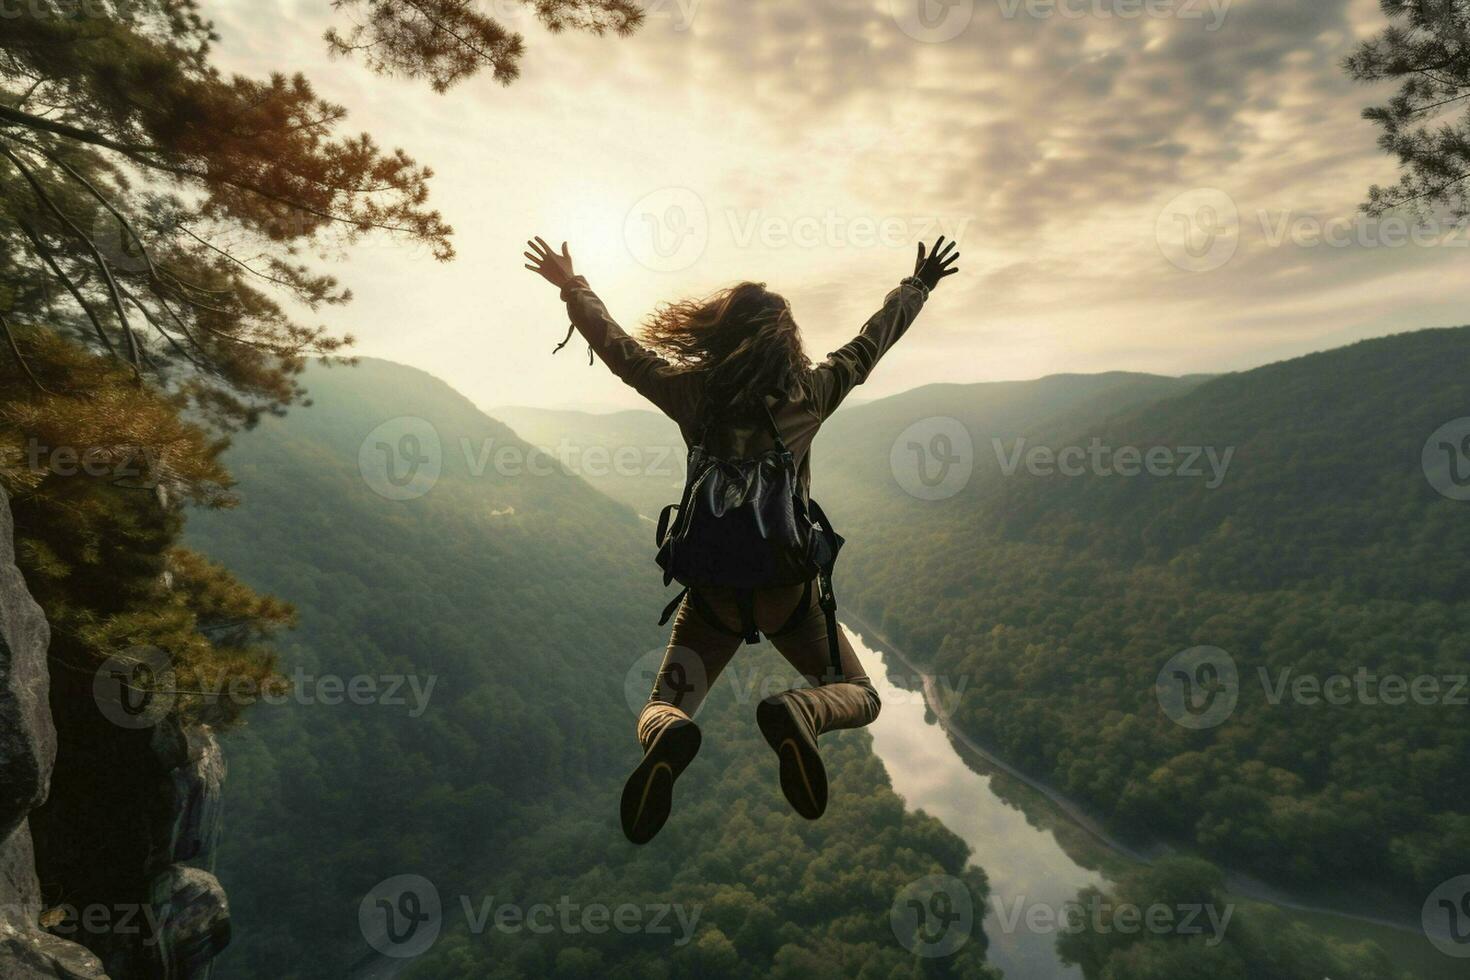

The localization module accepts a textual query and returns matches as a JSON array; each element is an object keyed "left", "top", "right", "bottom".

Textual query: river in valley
[
  {"left": 848, "top": 619, "right": 1461, "bottom": 980},
  {"left": 352, "top": 619, "right": 1459, "bottom": 980}
]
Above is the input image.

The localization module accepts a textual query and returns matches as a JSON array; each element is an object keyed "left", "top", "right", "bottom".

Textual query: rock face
[
  {"left": 149, "top": 867, "right": 230, "bottom": 979},
  {"left": 0, "top": 484, "right": 54, "bottom": 851},
  {"left": 150, "top": 721, "right": 226, "bottom": 868},
  {"left": 0, "top": 918, "right": 110, "bottom": 980},
  {"left": 143, "top": 719, "right": 231, "bottom": 978},
  {"left": 0, "top": 486, "right": 108, "bottom": 978},
  {"left": 0, "top": 486, "right": 232, "bottom": 980}
]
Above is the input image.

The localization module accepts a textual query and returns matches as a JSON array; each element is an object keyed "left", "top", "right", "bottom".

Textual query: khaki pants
[{"left": 637, "top": 580, "right": 881, "bottom": 749}]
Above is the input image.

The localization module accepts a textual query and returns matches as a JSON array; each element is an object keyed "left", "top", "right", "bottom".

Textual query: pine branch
[
  {"left": 1409, "top": 90, "right": 1470, "bottom": 115},
  {"left": 34, "top": 143, "right": 161, "bottom": 280},
  {"left": 176, "top": 223, "right": 300, "bottom": 292},
  {"left": 0, "top": 309, "right": 53, "bottom": 394},
  {"left": 119, "top": 284, "right": 205, "bottom": 370},
  {"left": 0, "top": 103, "right": 442, "bottom": 242},
  {"left": 15, "top": 217, "right": 120, "bottom": 360},
  {"left": 0, "top": 143, "right": 142, "bottom": 374}
]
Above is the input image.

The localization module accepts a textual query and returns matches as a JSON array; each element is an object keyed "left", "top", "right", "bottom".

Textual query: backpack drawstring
[{"left": 552, "top": 322, "right": 593, "bottom": 364}]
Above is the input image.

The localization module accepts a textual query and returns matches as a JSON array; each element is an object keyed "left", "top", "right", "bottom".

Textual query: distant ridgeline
[
  {"left": 819, "top": 326, "right": 1470, "bottom": 901},
  {"left": 185, "top": 359, "right": 1000, "bottom": 979}
]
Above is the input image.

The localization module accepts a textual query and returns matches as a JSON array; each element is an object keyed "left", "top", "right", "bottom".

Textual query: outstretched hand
[
  {"left": 913, "top": 237, "right": 960, "bottom": 291},
  {"left": 524, "top": 237, "right": 576, "bottom": 290}
]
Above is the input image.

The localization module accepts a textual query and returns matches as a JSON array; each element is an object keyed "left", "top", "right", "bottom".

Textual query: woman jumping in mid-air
[{"left": 524, "top": 235, "right": 960, "bottom": 843}]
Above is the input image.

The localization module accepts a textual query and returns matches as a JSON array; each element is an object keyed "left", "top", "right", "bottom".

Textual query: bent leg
[
  {"left": 637, "top": 592, "right": 743, "bottom": 749},
  {"left": 758, "top": 583, "right": 881, "bottom": 737}
]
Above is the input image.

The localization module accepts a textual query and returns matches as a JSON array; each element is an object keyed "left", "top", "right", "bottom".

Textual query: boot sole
[
  {"left": 620, "top": 720, "right": 702, "bottom": 845},
  {"left": 757, "top": 698, "right": 827, "bottom": 819}
]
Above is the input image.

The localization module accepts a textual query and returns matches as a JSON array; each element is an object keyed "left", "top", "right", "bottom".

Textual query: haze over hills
[
  {"left": 493, "top": 326, "right": 1470, "bottom": 913},
  {"left": 183, "top": 358, "right": 999, "bottom": 979},
  {"left": 838, "top": 326, "right": 1470, "bottom": 906},
  {"left": 490, "top": 371, "right": 1209, "bottom": 520},
  {"left": 489, "top": 404, "right": 685, "bottom": 519},
  {"left": 175, "top": 341, "right": 1463, "bottom": 978},
  {"left": 815, "top": 371, "right": 1210, "bottom": 516}
]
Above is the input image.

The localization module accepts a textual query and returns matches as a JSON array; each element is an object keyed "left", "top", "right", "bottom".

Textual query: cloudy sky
[{"left": 209, "top": 0, "right": 1470, "bottom": 412}]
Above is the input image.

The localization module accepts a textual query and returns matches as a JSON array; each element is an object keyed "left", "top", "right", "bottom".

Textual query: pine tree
[
  {"left": 327, "top": 0, "right": 642, "bottom": 91},
  {"left": 0, "top": 0, "right": 641, "bottom": 427},
  {"left": 1347, "top": 0, "right": 1470, "bottom": 219},
  {"left": 0, "top": 0, "right": 643, "bottom": 709}
]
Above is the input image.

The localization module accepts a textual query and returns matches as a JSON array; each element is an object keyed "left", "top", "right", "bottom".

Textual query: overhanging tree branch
[
  {"left": 16, "top": 217, "right": 120, "bottom": 360},
  {"left": 0, "top": 308, "right": 52, "bottom": 394},
  {"left": 0, "top": 142, "right": 142, "bottom": 372},
  {"left": 119, "top": 283, "right": 205, "bottom": 370},
  {"left": 1349, "top": 3, "right": 1470, "bottom": 220},
  {"left": 35, "top": 143, "right": 161, "bottom": 280},
  {"left": 0, "top": 103, "right": 445, "bottom": 246}
]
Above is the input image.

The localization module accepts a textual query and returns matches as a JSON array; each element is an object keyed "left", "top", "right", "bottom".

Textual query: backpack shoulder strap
[
  {"left": 806, "top": 498, "right": 844, "bottom": 683},
  {"left": 694, "top": 388, "right": 737, "bottom": 449},
  {"left": 758, "top": 397, "right": 788, "bottom": 452},
  {"left": 696, "top": 393, "right": 787, "bottom": 453}
]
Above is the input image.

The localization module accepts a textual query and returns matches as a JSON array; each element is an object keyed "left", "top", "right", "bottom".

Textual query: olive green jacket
[{"left": 559, "top": 276, "right": 929, "bottom": 493}]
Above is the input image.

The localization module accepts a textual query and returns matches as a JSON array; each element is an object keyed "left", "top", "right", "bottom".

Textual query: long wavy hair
[{"left": 641, "top": 282, "right": 811, "bottom": 415}]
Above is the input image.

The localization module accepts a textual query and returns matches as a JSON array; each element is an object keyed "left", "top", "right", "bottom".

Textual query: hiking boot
[
  {"left": 620, "top": 719, "right": 702, "bottom": 844},
  {"left": 757, "top": 693, "right": 827, "bottom": 819}
]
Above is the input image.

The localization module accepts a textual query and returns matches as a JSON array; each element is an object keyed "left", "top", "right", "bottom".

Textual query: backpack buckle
[{"left": 817, "top": 572, "right": 836, "bottom": 613}]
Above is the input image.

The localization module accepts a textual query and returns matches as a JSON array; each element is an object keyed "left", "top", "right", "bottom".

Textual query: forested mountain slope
[
  {"left": 489, "top": 404, "right": 684, "bottom": 518},
  {"left": 818, "top": 371, "right": 1206, "bottom": 510},
  {"left": 834, "top": 327, "right": 1470, "bottom": 901},
  {"left": 493, "top": 372, "right": 1203, "bottom": 520},
  {"left": 185, "top": 359, "right": 998, "bottom": 979}
]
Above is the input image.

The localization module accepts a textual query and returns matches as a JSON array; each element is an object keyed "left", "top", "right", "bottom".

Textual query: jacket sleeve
[
  {"left": 810, "top": 278, "right": 929, "bottom": 419},
  {"left": 559, "top": 276, "right": 699, "bottom": 424}
]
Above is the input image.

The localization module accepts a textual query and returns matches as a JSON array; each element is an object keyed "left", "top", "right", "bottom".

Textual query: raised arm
[
  {"left": 523, "top": 237, "right": 697, "bottom": 423},
  {"left": 811, "top": 237, "right": 960, "bottom": 419}
]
